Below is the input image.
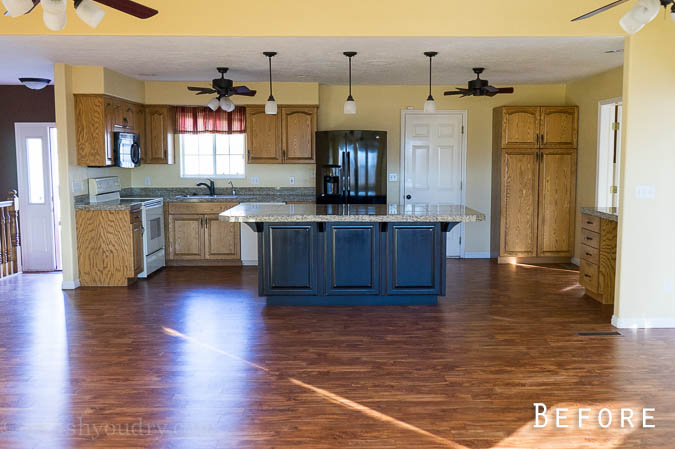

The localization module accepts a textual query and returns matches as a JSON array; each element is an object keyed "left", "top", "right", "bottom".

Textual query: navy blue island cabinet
[{"left": 220, "top": 204, "right": 485, "bottom": 306}]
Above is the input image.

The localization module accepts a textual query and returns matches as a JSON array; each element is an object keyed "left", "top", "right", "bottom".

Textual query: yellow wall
[
  {"left": 565, "top": 67, "right": 624, "bottom": 261},
  {"left": 614, "top": 20, "right": 675, "bottom": 327},
  {"left": 318, "top": 84, "right": 568, "bottom": 255},
  {"left": 0, "top": 0, "right": 627, "bottom": 36}
]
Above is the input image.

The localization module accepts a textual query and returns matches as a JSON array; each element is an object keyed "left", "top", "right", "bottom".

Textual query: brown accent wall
[{"left": 0, "top": 85, "right": 55, "bottom": 198}]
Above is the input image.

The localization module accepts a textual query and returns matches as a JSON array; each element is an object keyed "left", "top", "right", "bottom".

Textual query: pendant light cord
[
  {"left": 268, "top": 56, "right": 274, "bottom": 97},
  {"left": 349, "top": 56, "right": 352, "bottom": 97}
]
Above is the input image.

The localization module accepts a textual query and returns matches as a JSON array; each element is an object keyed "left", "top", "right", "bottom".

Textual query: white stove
[{"left": 88, "top": 177, "right": 165, "bottom": 278}]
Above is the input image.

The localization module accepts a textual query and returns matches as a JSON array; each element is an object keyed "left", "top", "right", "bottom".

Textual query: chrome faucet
[
  {"left": 228, "top": 180, "right": 236, "bottom": 196},
  {"left": 196, "top": 179, "right": 216, "bottom": 196}
]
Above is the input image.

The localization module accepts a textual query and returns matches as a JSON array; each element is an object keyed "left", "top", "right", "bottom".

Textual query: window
[
  {"left": 26, "top": 137, "right": 46, "bottom": 204},
  {"left": 180, "top": 133, "right": 246, "bottom": 178}
]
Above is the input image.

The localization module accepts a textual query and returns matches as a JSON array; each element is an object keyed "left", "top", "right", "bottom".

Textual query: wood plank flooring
[{"left": 0, "top": 260, "right": 674, "bottom": 448}]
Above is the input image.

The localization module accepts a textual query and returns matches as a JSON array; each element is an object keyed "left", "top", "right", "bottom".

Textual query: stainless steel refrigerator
[{"left": 315, "top": 130, "right": 387, "bottom": 204}]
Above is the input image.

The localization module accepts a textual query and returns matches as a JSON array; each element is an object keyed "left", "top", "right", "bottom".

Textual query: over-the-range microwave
[{"left": 114, "top": 132, "right": 141, "bottom": 168}]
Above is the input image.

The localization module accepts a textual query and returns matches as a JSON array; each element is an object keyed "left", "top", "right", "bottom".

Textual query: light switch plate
[
  {"left": 636, "top": 185, "right": 655, "bottom": 199},
  {"left": 289, "top": 176, "right": 295, "bottom": 185},
  {"left": 388, "top": 173, "right": 399, "bottom": 182},
  {"left": 145, "top": 176, "right": 151, "bottom": 186},
  {"left": 250, "top": 176, "right": 260, "bottom": 185}
]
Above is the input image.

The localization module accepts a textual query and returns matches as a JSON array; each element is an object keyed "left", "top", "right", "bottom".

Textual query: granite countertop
[
  {"left": 75, "top": 199, "right": 143, "bottom": 211},
  {"left": 220, "top": 203, "right": 486, "bottom": 223},
  {"left": 581, "top": 207, "right": 619, "bottom": 222}
]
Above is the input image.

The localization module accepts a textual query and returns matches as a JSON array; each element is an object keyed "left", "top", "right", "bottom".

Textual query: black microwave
[{"left": 114, "top": 132, "right": 141, "bottom": 168}]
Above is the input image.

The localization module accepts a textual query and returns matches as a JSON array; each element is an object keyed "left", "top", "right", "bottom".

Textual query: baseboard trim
[
  {"left": 463, "top": 252, "right": 491, "bottom": 259},
  {"left": 62, "top": 280, "right": 80, "bottom": 290},
  {"left": 241, "top": 260, "right": 258, "bottom": 266},
  {"left": 612, "top": 315, "right": 675, "bottom": 329}
]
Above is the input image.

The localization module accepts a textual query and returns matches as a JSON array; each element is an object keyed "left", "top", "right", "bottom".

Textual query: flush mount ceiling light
[
  {"left": 1, "top": 0, "right": 158, "bottom": 30},
  {"left": 263, "top": 51, "right": 278, "bottom": 115},
  {"left": 423, "top": 51, "right": 438, "bottom": 113},
  {"left": 572, "top": 0, "right": 674, "bottom": 34},
  {"left": 19, "top": 77, "right": 51, "bottom": 90},
  {"left": 343, "top": 51, "right": 357, "bottom": 115}
]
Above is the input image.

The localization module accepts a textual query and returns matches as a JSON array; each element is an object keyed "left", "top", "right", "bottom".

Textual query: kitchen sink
[{"left": 175, "top": 194, "right": 254, "bottom": 200}]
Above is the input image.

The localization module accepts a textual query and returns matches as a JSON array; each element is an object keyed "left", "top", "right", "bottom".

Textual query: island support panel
[{"left": 251, "top": 222, "right": 457, "bottom": 305}]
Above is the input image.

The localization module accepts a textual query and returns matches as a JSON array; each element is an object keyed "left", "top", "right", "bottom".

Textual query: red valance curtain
[{"left": 175, "top": 106, "right": 246, "bottom": 134}]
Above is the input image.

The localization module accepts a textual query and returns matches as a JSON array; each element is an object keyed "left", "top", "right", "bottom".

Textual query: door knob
[{"left": 406, "top": 195, "right": 412, "bottom": 200}]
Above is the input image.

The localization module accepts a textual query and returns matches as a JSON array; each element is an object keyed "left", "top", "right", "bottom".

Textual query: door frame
[
  {"left": 14, "top": 122, "right": 59, "bottom": 272},
  {"left": 595, "top": 97, "right": 622, "bottom": 208},
  {"left": 399, "top": 109, "right": 468, "bottom": 258}
]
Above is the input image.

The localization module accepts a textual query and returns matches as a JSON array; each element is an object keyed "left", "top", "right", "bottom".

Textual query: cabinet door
[
  {"left": 204, "top": 216, "right": 241, "bottom": 260},
  {"left": 121, "top": 102, "right": 135, "bottom": 131},
  {"left": 325, "top": 223, "right": 380, "bottom": 295},
  {"left": 132, "top": 221, "right": 144, "bottom": 276},
  {"left": 262, "top": 224, "right": 318, "bottom": 295},
  {"left": 75, "top": 94, "right": 111, "bottom": 166},
  {"left": 386, "top": 224, "right": 442, "bottom": 295},
  {"left": 281, "top": 107, "right": 316, "bottom": 163},
  {"left": 133, "top": 104, "right": 146, "bottom": 150},
  {"left": 500, "top": 148, "right": 539, "bottom": 257},
  {"left": 103, "top": 98, "right": 116, "bottom": 166},
  {"left": 145, "top": 106, "right": 175, "bottom": 164},
  {"left": 537, "top": 148, "right": 576, "bottom": 257},
  {"left": 246, "top": 107, "right": 282, "bottom": 164},
  {"left": 168, "top": 214, "right": 204, "bottom": 260},
  {"left": 540, "top": 107, "right": 578, "bottom": 149},
  {"left": 501, "top": 107, "right": 540, "bottom": 148}
]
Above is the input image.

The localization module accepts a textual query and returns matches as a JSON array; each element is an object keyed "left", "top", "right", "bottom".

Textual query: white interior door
[
  {"left": 15, "top": 123, "right": 57, "bottom": 272},
  {"left": 402, "top": 112, "right": 466, "bottom": 257},
  {"left": 596, "top": 98, "right": 622, "bottom": 209}
]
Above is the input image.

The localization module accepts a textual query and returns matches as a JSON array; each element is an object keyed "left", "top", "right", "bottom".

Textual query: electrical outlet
[
  {"left": 289, "top": 176, "right": 295, "bottom": 185},
  {"left": 250, "top": 176, "right": 260, "bottom": 185},
  {"left": 636, "top": 185, "right": 655, "bottom": 199},
  {"left": 144, "top": 176, "right": 151, "bottom": 186},
  {"left": 388, "top": 173, "right": 399, "bottom": 182},
  {"left": 665, "top": 280, "right": 674, "bottom": 294}
]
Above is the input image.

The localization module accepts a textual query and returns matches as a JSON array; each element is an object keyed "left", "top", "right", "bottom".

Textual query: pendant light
[
  {"left": 263, "top": 51, "right": 278, "bottom": 115},
  {"left": 423, "top": 51, "right": 438, "bottom": 113},
  {"left": 343, "top": 52, "right": 357, "bottom": 115}
]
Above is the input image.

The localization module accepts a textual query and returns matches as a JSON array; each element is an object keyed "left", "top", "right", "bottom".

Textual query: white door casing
[
  {"left": 596, "top": 98, "right": 623, "bottom": 209},
  {"left": 400, "top": 111, "right": 467, "bottom": 257},
  {"left": 15, "top": 123, "right": 58, "bottom": 272}
]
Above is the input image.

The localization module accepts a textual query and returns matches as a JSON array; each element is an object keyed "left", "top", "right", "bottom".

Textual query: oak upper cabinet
[
  {"left": 491, "top": 106, "right": 578, "bottom": 263},
  {"left": 246, "top": 106, "right": 281, "bottom": 163},
  {"left": 281, "top": 106, "right": 317, "bottom": 163},
  {"left": 144, "top": 105, "right": 175, "bottom": 164},
  {"left": 500, "top": 107, "right": 540, "bottom": 148},
  {"left": 537, "top": 148, "right": 576, "bottom": 257},
  {"left": 246, "top": 105, "right": 318, "bottom": 164},
  {"left": 500, "top": 148, "right": 540, "bottom": 257}
]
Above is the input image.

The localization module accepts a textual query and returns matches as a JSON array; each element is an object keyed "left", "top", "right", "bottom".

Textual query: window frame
[{"left": 179, "top": 133, "right": 246, "bottom": 179}]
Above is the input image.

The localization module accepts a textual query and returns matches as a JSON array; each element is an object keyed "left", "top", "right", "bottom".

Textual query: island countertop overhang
[{"left": 219, "top": 203, "right": 486, "bottom": 223}]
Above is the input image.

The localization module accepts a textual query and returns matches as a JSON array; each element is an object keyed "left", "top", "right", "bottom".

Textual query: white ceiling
[{"left": 0, "top": 36, "right": 624, "bottom": 86}]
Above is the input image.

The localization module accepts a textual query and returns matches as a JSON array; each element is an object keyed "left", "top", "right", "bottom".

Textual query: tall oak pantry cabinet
[{"left": 490, "top": 106, "right": 578, "bottom": 264}]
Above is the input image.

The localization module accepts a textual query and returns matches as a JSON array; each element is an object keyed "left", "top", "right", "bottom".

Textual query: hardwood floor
[{"left": 1, "top": 260, "right": 674, "bottom": 448}]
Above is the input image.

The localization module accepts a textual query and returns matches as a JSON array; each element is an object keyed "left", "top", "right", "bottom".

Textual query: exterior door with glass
[{"left": 15, "top": 123, "right": 57, "bottom": 272}]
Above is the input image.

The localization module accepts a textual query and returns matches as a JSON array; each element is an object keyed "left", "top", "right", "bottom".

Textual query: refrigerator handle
[{"left": 346, "top": 151, "right": 351, "bottom": 196}]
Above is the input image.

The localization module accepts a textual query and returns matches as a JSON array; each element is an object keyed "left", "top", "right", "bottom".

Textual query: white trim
[
  {"left": 595, "top": 97, "right": 622, "bottom": 208},
  {"left": 400, "top": 109, "right": 468, "bottom": 258},
  {"left": 612, "top": 315, "right": 675, "bottom": 329},
  {"left": 241, "top": 260, "right": 258, "bottom": 266},
  {"left": 463, "top": 252, "right": 491, "bottom": 259},
  {"left": 62, "top": 280, "right": 80, "bottom": 290}
]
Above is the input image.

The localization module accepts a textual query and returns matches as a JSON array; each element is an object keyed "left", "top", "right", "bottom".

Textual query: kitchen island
[{"left": 220, "top": 203, "right": 485, "bottom": 305}]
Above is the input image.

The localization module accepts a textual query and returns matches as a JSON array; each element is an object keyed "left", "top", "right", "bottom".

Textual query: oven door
[{"left": 144, "top": 204, "right": 165, "bottom": 255}]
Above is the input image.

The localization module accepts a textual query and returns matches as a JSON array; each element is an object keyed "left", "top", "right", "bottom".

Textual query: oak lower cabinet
[
  {"left": 491, "top": 106, "right": 578, "bottom": 263},
  {"left": 144, "top": 105, "right": 175, "bottom": 164},
  {"left": 579, "top": 213, "right": 617, "bottom": 304},
  {"left": 76, "top": 208, "right": 144, "bottom": 286},
  {"left": 167, "top": 202, "right": 240, "bottom": 265},
  {"left": 246, "top": 105, "right": 317, "bottom": 164}
]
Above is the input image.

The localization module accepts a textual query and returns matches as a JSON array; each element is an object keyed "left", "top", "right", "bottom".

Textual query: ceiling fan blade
[
  {"left": 92, "top": 0, "right": 158, "bottom": 19},
  {"left": 444, "top": 91, "right": 464, "bottom": 96},
  {"left": 484, "top": 85, "right": 499, "bottom": 93},
  {"left": 497, "top": 87, "right": 515, "bottom": 94},
  {"left": 571, "top": 0, "right": 630, "bottom": 21},
  {"left": 232, "top": 86, "right": 257, "bottom": 96},
  {"left": 187, "top": 86, "right": 216, "bottom": 93}
]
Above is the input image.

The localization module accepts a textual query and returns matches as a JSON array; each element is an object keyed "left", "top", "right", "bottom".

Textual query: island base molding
[{"left": 266, "top": 295, "right": 438, "bottom": 306}]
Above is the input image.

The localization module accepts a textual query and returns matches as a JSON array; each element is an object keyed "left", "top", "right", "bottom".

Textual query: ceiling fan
[
  {"left": 2, "top": 0, "right": 157, "bottom": 30},
  {"left": 187, "top": 67, "right": 257, "bottom": 112},
  {"left": 572, "top": 0, "right": 675, "bottom": 34},
  {"left": 444, "top": 68, "right": 515, "bottom": 98}
]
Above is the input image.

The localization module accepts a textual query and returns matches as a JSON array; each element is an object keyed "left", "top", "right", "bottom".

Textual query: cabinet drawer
[
  {"left": 169, "top": 202, "right": 237, "bottom": 215},
  {"left": 581, "top": 213, "right": 601, "bottom": 233},
  {"left": 579, "top": 260, "right": 599, "bottom": 293},
  {"left": 581, "top": 228, "right": 600, "bottom": 249},
  {"left": 580, "top": 243, "right": 599, "bottom": 265},
  {"left": 130, "top": 210, "right": 142, "bottom": 224}
]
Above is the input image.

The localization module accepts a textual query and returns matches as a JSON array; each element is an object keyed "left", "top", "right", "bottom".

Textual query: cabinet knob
[{"left": 406, "top": 194, "right": 412, "bottom": 200}]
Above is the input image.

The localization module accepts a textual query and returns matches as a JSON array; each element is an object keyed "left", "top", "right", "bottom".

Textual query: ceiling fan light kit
[
  {"left": 423, "top": 51, "right": 438, "bottom": 113},
  {"left": 207, "top": 98, "right": 220, "bottom": 111},
  {"left": 187, "top": 67, "right": 257, "bottom": 111},
  {"left": 75, "top": 0, "right": 106, "bottom": 28},
  {"left": 572, "top": 0, "right": 673, "bottom": 34},
  {"left": 42, "top": 0, "right": 67, "bottom": 31},
  {"left": 1, "top": 0, "right": 33, "bottom": 17},
  {"left": 263, "top": 51, "right": 278, "bottom": 115},
  {"left": 220, "top": 97, "right": 235, "bottom": 112},
  {"left": 343, "top": 51, "right": 357, "bottom": 115}
]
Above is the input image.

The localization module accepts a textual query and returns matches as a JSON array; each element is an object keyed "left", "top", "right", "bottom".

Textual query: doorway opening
[
  {"left": 400, "top": 110, "right": 467, "bottom": 258},
  {"left": 596, "top": 98, "right": 622, "bottom": 209},
  {"left": 14, "top": 122, "right": 61, "bottom": 272}
]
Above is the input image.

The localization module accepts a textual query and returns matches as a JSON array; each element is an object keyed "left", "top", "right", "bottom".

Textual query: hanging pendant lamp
[
  {"left": 343, "top": 52, "right": 357, "bottom": 115},
  {"left": 263, "top": 51, "right": 278, "bottom": 115},
  {"left": 423, "top": 51, "right": 438, "bottom": 113}
]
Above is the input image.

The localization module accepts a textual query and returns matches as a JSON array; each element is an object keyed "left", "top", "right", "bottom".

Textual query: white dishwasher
[{"left": 240, "top": 203, "right": 287, "bottom": 266}]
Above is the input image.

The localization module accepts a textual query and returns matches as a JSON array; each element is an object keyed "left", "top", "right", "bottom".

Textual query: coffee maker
[{"left": 322, "top": 165, "right": 341, "bottom": 197}]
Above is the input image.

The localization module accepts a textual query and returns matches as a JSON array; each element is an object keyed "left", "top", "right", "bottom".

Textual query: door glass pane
[{"left": 26, "top": 137, "right": 45, "bottom": 204}]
